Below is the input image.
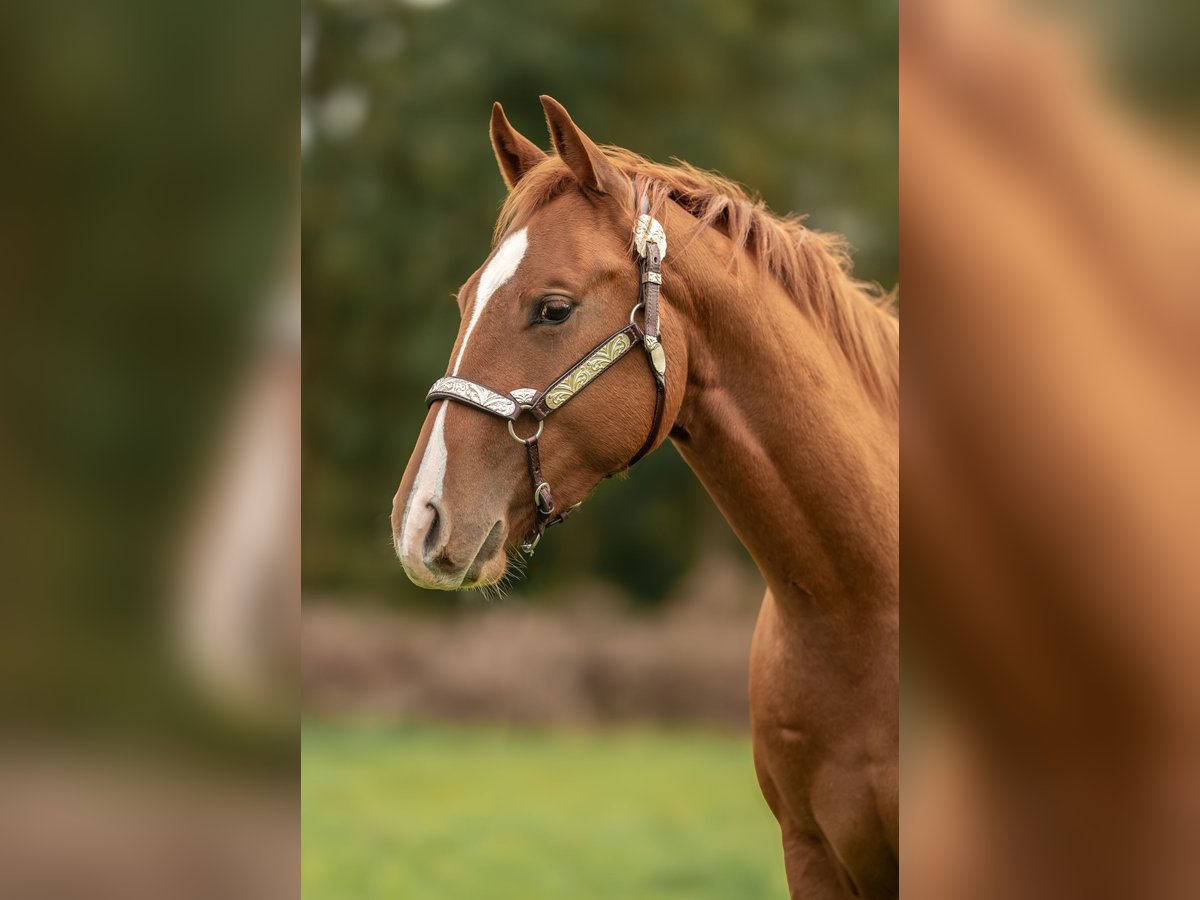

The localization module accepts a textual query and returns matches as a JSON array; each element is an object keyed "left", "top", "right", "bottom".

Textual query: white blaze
[
  {"left": 452, "top": 227, "right": 528, "bottom": 375},
  {"left": 399, "top": 228, "right": 529, "bottom": 561},
  {"left": 397, "top": 401, "right": 449, "bottom": 562}
]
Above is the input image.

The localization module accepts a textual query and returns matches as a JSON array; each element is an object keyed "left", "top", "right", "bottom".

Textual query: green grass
[{"left": 303, "top": 723, "right": 788, "bottom": 899}]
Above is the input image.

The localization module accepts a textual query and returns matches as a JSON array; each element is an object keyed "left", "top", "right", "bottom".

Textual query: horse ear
[
  {"left": 490, "top": 102, "right": 547, "bottom": 189},
  {"left": 539, "top": 95, "right": 624, "bottom": 197}
]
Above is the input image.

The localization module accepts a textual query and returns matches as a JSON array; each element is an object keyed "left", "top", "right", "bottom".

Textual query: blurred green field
[{"left": 303, "top": 724, "right": 788, "bottom": 899}]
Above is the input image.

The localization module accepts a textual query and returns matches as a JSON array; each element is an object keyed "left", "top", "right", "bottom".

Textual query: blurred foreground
[
  {"left": 1, "top": 2, "right": 297, "bottom": 897},
  {"left": 902, "top": 0, "right": 1200, "bottom": 897}
]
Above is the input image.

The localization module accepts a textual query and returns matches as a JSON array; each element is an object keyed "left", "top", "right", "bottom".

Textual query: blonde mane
[{"left": 496, "top": 147, "right": 899, "bottom": 412}]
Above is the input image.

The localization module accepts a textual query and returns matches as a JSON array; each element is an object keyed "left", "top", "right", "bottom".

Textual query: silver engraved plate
[
  {"left": 634, "top": 215, "right": 667, "bottom": 259},
  {"left": 427, "top": 376, "right": 517, "bottom": 418},
  {"left": 510, "top": 387, "right": 537, "bottom": 405},
  {"left": 544, "top": 333, "right": 632, "bottom": 409}
]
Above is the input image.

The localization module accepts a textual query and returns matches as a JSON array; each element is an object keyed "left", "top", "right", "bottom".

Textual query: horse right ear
[{"left": 490, "top": 102, "right": 547, "bottom": 190}]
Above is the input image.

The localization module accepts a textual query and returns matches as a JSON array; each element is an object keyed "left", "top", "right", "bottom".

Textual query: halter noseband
[{"left": 425, "top": 194, "right": 668, "bottom": 555}]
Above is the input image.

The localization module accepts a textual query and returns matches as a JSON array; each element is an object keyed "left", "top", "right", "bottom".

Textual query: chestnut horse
[{"left": 391, "top": 97, "right": 898, "bottom": 899}]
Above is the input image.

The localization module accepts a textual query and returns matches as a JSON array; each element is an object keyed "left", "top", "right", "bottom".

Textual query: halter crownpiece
[
  {"left": 424, "top": 191, "right": 668, "bottom": 555},
  {"left": 636, "top": 209, "right": 668, "bottom": 382}
]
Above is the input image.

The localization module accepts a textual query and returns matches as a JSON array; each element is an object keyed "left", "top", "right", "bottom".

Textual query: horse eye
[{"left": 536, "top": 298, "right": 574, "bottom": 324}]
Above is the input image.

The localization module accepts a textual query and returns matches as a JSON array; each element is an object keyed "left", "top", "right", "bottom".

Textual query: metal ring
[
  {"left": 629, "top": 302, "right": 645, "bottom": 326},
  {"left": 506, "top": 405, "right": 544, "bottom": 445}
]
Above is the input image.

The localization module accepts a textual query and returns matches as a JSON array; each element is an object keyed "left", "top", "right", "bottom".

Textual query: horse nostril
[{"left": 423, "top": 501, "right": 443, "bottom": 556}]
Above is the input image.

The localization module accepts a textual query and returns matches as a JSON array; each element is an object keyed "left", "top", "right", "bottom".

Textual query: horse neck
[{"left": 666, "top": 220, "right": 899, "bottom": 611}]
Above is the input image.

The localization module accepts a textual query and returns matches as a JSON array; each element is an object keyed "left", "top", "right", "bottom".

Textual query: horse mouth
[{"left": 398, "top": 518, "right": 508, "bottom": 591}]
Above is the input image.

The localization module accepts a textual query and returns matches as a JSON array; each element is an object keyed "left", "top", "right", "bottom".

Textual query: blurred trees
[{"left": 301, "top": 0, "right": 898, "bottom": 607}]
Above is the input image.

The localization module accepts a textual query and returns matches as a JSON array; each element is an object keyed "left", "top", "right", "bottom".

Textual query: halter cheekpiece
[{"left": 425, "top": 192, "right": 668, "bottom": 554}]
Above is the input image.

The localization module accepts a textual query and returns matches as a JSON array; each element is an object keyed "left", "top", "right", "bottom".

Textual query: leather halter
[{"left": 425, "top": 194, "right": 668, "bottom": 554}]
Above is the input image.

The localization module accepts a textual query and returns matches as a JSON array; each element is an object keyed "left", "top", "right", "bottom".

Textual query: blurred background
[
  {"left": 301, "top": 0, "right": 898, "bottom": 606},
  {"left": 301, "top": 0, "right": 895, "bottom": 896}
]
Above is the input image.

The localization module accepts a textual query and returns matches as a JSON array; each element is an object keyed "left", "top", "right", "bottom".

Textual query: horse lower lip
[{"left": 400, "top": 558, "right": 463, "bottom": 590}]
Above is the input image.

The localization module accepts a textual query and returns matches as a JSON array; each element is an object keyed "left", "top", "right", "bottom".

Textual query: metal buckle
[{"left": 534, "top": 482, "right": 555, "bottom": 515}]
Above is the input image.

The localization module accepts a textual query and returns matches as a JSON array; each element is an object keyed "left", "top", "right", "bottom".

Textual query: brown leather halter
[{"left": 425, "top": 194, "right": 667, "bottom": 554}]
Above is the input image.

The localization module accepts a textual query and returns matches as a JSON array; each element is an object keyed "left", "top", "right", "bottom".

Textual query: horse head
[{"left": 392, "top": 97, "right": 679, "bottom": 589}]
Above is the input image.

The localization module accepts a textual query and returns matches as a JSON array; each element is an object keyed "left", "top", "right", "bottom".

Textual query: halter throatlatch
[{"left": 425, "top": 192, "right": 668, "bottom": 555}]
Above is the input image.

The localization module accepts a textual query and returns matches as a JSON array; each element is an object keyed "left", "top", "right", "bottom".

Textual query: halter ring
[
  {"left": 506, "top": 405, "right": 544, "bottom": 445},
  {"left": 533, "top": 482, "right": 555, "bottom": 514},
  {"left": 629, "top": 302, "right": 645, "bottom": 326}
]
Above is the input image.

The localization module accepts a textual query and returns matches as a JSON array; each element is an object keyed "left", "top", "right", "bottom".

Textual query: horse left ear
[
  {"left": 490, "top": 102, "right": 547, "bottom": 189},
  {"left": 539, "top": 96, "right": 626, "bottom": 199}
]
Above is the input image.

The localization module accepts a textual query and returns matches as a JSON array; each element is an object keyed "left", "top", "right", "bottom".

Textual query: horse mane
[{"left": 496, "top": 147, "right": 899, "bottom": 412}]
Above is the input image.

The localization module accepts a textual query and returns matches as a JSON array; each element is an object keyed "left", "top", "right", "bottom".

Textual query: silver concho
[
  {"left": 634, "top": 214, "right": 667, "bottom": 259},
  {"left": 510, "top": 387, "right": 537, "bottom": 405},
  {"left": 645, "top": 335, "right": 667, "bottom": 379},
  {"left": 427, "top": 376, "right": 517, "bottom": 418}
]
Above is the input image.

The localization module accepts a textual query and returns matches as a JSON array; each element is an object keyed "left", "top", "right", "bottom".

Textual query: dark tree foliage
[{"left": 302, "top": 0, "right": 898, "bottom": 608}]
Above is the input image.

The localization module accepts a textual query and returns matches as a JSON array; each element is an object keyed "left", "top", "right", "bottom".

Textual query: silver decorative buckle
[{"left": 634, "top": 214, "right": 667, "bottom": 259}]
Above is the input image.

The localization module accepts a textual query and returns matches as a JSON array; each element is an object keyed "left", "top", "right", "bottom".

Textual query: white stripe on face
[
  {"left": 452, "top": 227, "right": 528, "bottom": 375},
  {"left": 398, "top": 228, "right": 529, "bottom": 562},
  {"left": 398, "top": 400, "right": 448, "bottom": 562}
]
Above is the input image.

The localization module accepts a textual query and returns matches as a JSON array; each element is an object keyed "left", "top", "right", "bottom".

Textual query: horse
[{"left": 391, "top": 96, "right": 899, "bottom": 899}]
